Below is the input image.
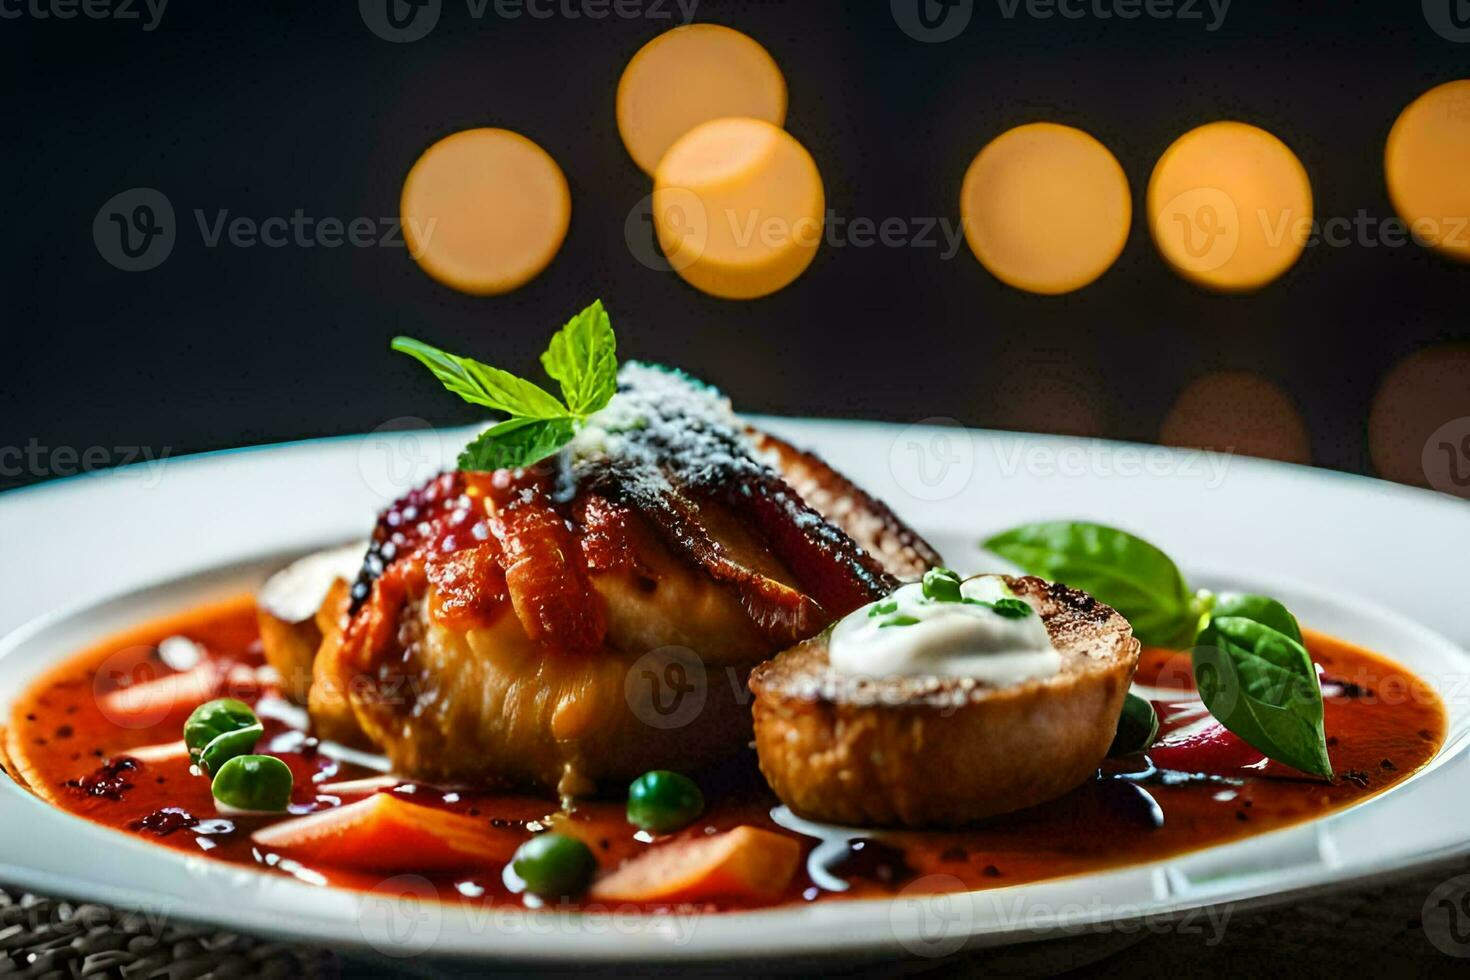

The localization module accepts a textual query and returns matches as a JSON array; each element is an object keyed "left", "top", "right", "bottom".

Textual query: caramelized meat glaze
[{"left": 318, "top": 365, "right": 940, "bottom": 794}]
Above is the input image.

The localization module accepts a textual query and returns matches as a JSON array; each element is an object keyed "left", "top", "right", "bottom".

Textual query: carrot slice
[
  {"left": 589, "top": 826, "right": 801, "bottom": 904},
  {"left": 96, "top": 663, "right": 258, "bottom": 728},
  {"left": 251, "top": 793, "right": 523, "bottom": 872},
  {"left": 124, "top": 740, "right": 190, "bottom": 763}
]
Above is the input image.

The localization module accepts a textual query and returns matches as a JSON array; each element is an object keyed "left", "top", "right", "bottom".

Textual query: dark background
[{"left": 3, "top": 0, "right": 1468, "bottom": 492}]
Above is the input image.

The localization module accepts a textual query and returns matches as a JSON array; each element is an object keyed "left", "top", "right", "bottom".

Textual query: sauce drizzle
[{"left": 3, "top": 596, "right": 1447, "bottom": 912}]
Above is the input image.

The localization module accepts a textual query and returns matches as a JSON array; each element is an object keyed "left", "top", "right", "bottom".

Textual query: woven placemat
[
  {"left": 0, "top": 886, "right": 336, "bottom": 978},
  {"left": 6, "top": 854, "right": 1469, "bottom": 978},
  {"left": 1056, "top": 853, "right": 1470, "bottom": 978}
]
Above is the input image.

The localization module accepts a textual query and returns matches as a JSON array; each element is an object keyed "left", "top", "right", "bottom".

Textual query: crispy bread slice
[{"left": 749, "top": 576, "right": 1139, "bottom": 827}]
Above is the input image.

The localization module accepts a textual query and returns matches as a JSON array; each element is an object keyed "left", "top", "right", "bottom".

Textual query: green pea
[
  {"left": 627, "top": 770, "right": 704, "bottom": 833},
  {"left": 921, "top": 567, "right": 963, "bottom": 603},
  {"left": 1108, "top": 692, "right": 1160, "bottom": 757},
  {"left": 184, "top": 699, "right": 258, "bottom": 761},
  {"left": 198, "top": 722, "right": 263, "bottom": 775},
  {"left": 210, "top": 754, "right": 293, "bottom": 812},
  {"left": 511, "top": 833, "right": 597, "bottom": 899}
]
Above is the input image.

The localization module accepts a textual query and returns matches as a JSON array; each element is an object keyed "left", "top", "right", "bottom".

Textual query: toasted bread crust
[{"left": 749, "top": 577, "right": 1139, "bottom": 827}]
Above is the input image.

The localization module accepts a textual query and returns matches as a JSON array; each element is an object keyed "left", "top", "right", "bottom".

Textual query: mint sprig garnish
[
  {"left": 457, "top": 417, "right": 578, "bottom": 471},
  {"left": 392, "top": 300, "right": 617, "bottom": 470},
  {"left": 540, "top": 299, "right": 617, "bottom": 416}
]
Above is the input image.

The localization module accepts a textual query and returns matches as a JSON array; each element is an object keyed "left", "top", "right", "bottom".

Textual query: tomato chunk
[{"left": 1147, "top": 705, "right": 1269, "bottom": 775}]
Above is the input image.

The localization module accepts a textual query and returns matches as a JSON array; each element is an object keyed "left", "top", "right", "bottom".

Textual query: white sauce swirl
[{"left": 828, "top": 575, "right": 1061, "bottom": 684}]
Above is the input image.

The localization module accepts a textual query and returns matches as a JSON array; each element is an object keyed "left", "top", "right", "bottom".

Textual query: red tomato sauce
[{"left": 2, "top": 595, "right": 1446, "bottom": 912}]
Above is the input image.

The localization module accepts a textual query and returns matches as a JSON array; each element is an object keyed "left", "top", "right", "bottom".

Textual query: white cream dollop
[
  {"left": 257, "top": 542, "right": 368, "bottom": 624},
  {"left": 828, "top": 575, "right": 1061, "bottom": 685}
]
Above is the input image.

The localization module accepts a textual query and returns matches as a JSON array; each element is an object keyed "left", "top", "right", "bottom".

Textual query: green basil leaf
[
  {"left": 1108, "top": 692, "right": 1159, "bottom": 756},
  {"left": 458, "top": 416, "right": 578, "bottom": 471},
  {"left": 983, "top": 522, "right": 1199, "bottom": 648},
  {"left": 1210, "top": 593, "right": 1303, "bottom": 645},
  {"left": 1192, "top": 616, "right": 1332, "bottom": 778},
  {"left": 540, "top": 300, "right": 618, "bottom": 417},
  {"left": 392, "top": 337, "right": 569, "bottom": 419}
]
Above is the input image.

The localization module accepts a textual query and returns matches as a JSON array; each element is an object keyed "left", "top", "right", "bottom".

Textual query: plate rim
[{"left": 1, "top": 421, "right": 1467, "bottom": 962}]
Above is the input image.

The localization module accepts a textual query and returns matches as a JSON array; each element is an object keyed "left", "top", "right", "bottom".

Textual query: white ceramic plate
[{"left": 1, "top": 419, "right": 1468, "bottom": 965}]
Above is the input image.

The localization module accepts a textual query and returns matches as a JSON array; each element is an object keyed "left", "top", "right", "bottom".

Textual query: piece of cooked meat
[
  {"left": 747, "top": 430, "right": 943, "bottom": 581},
  {"left": 749, "top": 576, "right": 1139, "bottom": 827},
  {"left": 308, "top": 364, "right": 941, "bottom": 796},
  {"left": 306, "top": 577, "right": 371, "bottom": 748}
]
